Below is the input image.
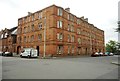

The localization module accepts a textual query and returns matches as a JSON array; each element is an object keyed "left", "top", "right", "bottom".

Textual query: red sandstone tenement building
[
  {"left": 0, "top": 27, "right": 17, "bottom": 53},
  {"left": 0, "top": 5, "right": 105, "bottom": 57},
  {"left": 16, "top": 4, "right": 105, "bottom": 57}
]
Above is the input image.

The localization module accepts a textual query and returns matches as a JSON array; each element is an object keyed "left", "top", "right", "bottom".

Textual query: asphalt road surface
[
  {"left": 0, "top": 56, "right": 2, "bottom": 80},
  {"left": 1, "top": 55, "right": 119, "bottom": 79}
]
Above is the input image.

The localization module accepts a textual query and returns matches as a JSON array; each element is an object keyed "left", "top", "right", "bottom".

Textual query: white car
[
  {"left": 99, "top": 52, "right": 103, "bottom": 56},
  {"left": 109, "top": 53, "right": 114, "bottom": 56},
  {"left": 4, "top": 52, "right": 13, "bottom": 56},
  {"left": 0, "top": 51, "right": 3, "bottom": 56},
  {"left": 91, "top": 52, "right": 99, "bottom": 57},
  {"left": 95, "top": 52, "right": 99, "bottom": 55},
  {"left": 20, "top": 48, "right": 38, "bottom": 58}
]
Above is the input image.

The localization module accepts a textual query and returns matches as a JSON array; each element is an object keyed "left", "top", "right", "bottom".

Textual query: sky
[
  {"left": 0, "top": 0, "right": 119, "bottom": 44},
  {"left": 118, "top": 1, "right": 120, "bottom": 43}
]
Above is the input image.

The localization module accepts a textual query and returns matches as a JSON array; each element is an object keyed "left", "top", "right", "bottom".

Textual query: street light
[{"left": 43, "top": 17, "right": 46, "bottom": 58}]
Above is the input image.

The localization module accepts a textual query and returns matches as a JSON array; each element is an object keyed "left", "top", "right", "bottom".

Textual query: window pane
[
  {"left": 58, "top": 8, "right": 62, "bottom": 16},
  {"left": 59, "top": 33, "right": 63, "bottom": 40},
  {"left": 39, "top": 12, "right": 42, "bottom": 19},
  {"left": 57, "top": 33, "right": 59, "bottom": 39},
  {"left": 31, "top": 24, "right": 34, "bottom": 31},
  {"left": 68, "top": 46, "right": 70, "bottom": 54},
  {"left": 38, "top": 23, "right": 42, "bottom": 29},
  {"left": 57, "top": 21, "right": 62, "bottom": 28},
  {"left": 57, "top": 46, "right": 63, "bottom": 54},
  {"left": 38, "top": 34, "right": 42, "bottom": 41},
  {"left": 60, "top": 21, "right": 62, "bottom": 28}
]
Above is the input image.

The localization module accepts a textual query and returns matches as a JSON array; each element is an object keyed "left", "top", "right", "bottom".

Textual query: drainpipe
[{"left": 90, "top": 32, "right": 92, "bottom": 54}]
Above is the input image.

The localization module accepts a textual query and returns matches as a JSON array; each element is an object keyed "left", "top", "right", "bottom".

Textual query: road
[
  {"left": 0, "top": 56, "right": 2, "bottom": 81},
  {"left": 1, "top": 55, "right": 119, "bottom": 79}
]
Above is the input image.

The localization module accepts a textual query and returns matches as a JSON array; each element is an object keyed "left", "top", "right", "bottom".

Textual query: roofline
[
  {"left": 18, "top": 4, "right": 56, "bottom": 20},
  {"left": 18, "top": 4, "right": 104, "bottom": 32}
]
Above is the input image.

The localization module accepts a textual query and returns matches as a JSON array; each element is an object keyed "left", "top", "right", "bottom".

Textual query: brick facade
[
  {"left": 0, "top": 27, "right": 17, "bottom": 53},
  {"left": 16, "top": 5, "right": 105, "bottom": 57}
]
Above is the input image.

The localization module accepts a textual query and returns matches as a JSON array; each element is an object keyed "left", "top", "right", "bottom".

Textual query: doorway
[
  {"left": 36, "top": 46, "right": 39, "bottom": 56},
  {"left": 78, "top": 47, "right": 81, "bottom": 55},
  {"left": 86, "top": 48, "right": 87, "bottom": 55},
  {"left": 17, "top": 46, "right": 21, "bottom": 54}
]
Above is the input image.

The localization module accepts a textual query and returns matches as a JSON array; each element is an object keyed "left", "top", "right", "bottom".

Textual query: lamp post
[{"left": 43, "top": 17, "right": 46, "bottom": 58}]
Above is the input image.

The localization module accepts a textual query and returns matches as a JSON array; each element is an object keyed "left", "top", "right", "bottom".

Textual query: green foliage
[
  {"left": 106, "top": 40, "right": 117, "bottom": 53},
  {"left": 116, "top": 43, "right": 120, "bottom": 49}
]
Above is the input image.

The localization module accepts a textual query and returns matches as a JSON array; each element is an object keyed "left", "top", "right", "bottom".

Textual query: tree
[
  {"left": 116, "top": 43, "right": 120, "bottom": 49},
  {"left": 106, "top": 40, "right": 117, "bottom": 53}
]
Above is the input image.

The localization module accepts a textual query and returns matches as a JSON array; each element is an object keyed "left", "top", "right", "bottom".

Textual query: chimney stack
[
  {"left": 65, "top": 8, "right": 70, "bottom": 13},
  {"left": 80, "top": 16, "right": 84, "bottom": 20},
  {"left": 84, "top": 18, "right": 88, "bottom": 22},
  {"left": 28, "top": 12, "right": 32, "bottom": 15}
]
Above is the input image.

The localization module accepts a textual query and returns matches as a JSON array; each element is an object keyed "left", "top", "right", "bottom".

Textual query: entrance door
[
  {"left": 17, "top": 46, "right": 21, "bottom": 54},
  {"left": 86, "top": 48, "right": 87, "bottom": 55},
  {"left": 36, "top": 46, "right": 39, "bottom": 56},
  {"left": 78, "top": 47, "right": 81, "bottom": 55}
]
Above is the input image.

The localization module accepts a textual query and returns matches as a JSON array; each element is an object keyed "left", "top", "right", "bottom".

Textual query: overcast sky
[{"left": 0, "top": 0, "right": 119, "bottom": 44}]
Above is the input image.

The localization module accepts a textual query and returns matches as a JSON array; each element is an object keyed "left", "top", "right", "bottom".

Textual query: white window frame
[
  {"left": 72, "top": 46, "right": 74, "bottom": 54},
  {"left": 32, "top": 15, "right": 34, "bottom": 21},
  {"left": 1, "top": 34, "right": 3, "bottom": 39},
  {"left": 71, "top": 35, "right": 75, "bottom": 42},
  {"left": 78, "top": 38, "right": 81, "bottom": 44},
  {"left": 57, "top": 46, "right": 63, "bottom": 54},
  {"left": 38, "top": 34, "right": 42, "bottom": 41},
  {"left": 68, "top": 35, "right": 70, "bottom": 42},
  {"left": 77, "top": 29, "right": 81, "bottom": 34},
  {"left": 24, "top": 36, "right": 27, "bottom": 42},
  {"left": 70, "top": 15, "right": 74, "bottom": 22},
  {"left": 24, "top": 27, "right": 27, "bottom": 33},
  {"left": 57, "top": 21, "right": 62, "bottom": 28},
  {"left": 77, "top": 19, "right": 80, "bottom": 24},
  {"left": 68, "top": 46, "right": 70, "bottom": 54},
  {"left": 31, "top": 35, "right": 34, "bottom": 42},
  {"left": 39, "top": 12, "right": 42, "bottom": 19},
  {"left": 58, "top": 8, "right": 62, "bottom": 16},
  {"left": 38, "top": 23, "right": 42, "bottom": 29},
  {"left": 4, "top": 33, "right": 8, "bottom": 38},
  {"left": 68, "top": 14, "right": 70, "bottom": 20},
  {"left": 68, "top": 24, "right": 71, "bottom": 31},
  {"left": 57, "top": 33, "right": 63, "bottom": 40},
  {"left": 71, "top": 25, "right": 74, "bottom": 32},
  {"left": 31, "top": 24, "right": 34, "bottom": 31}
]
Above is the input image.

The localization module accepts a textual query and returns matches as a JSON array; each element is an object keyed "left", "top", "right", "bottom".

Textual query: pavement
[
  {"left": 111, "top": 62, "right": 120, "bottom": 65},
  {"left": 0, "top": 56, "right": 2, "bottom": 80},
  {"left": 1, "top": 55, "right": 119, "bottom": 79}
]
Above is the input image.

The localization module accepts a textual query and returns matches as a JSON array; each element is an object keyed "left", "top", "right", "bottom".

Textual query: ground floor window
[
  {"left": 57, "top": 45, "right": 63, "bottom": 54},
  {"left": 77, "top": 47, "right": 81, "bottom": 55},
  {"left": 71, "top": 46, "right": 74, "bottom": 54},
  {"left": 68, "top": 46, "right": 70, "bottom": 54}
]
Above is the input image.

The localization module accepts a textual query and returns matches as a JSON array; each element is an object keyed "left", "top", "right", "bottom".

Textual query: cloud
[{"left": 0, "top": 0, "right": 119, "bottom": 44}]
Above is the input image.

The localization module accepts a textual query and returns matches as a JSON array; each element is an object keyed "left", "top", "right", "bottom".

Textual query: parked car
[
  {"left": 109, "top": 52, "right": 114, "bottom": 56},
  {"left": 99, "top": 52, "right": 104, "bottom": 56},
  {"left": 114, "top": 52, "right": 120, "bottom": 55},
  {"left": 0, "top": 51, "right": 3, "bottom": 56},
  {"left": 104, "top": 52, "right": 110, "bottom": 56},
  {"left": 20, "top": 48, "right": 38, "bottom": 58},
  {"left": 104, "top": 52, "right": 114, "bottom": 56},
  {"left": 4, "top": 52, "right": 13, "bottom": 56},
  {"left": 103, "top": 52, "right": 107, "bottom": 56},
  {"left": 91, "top": 52, "right": 99, "bottom": 57}
]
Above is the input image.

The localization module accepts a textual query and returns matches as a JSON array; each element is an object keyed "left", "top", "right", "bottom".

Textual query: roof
[{"left": 9, "top": 27, "right": 17, "bottom": 35}]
